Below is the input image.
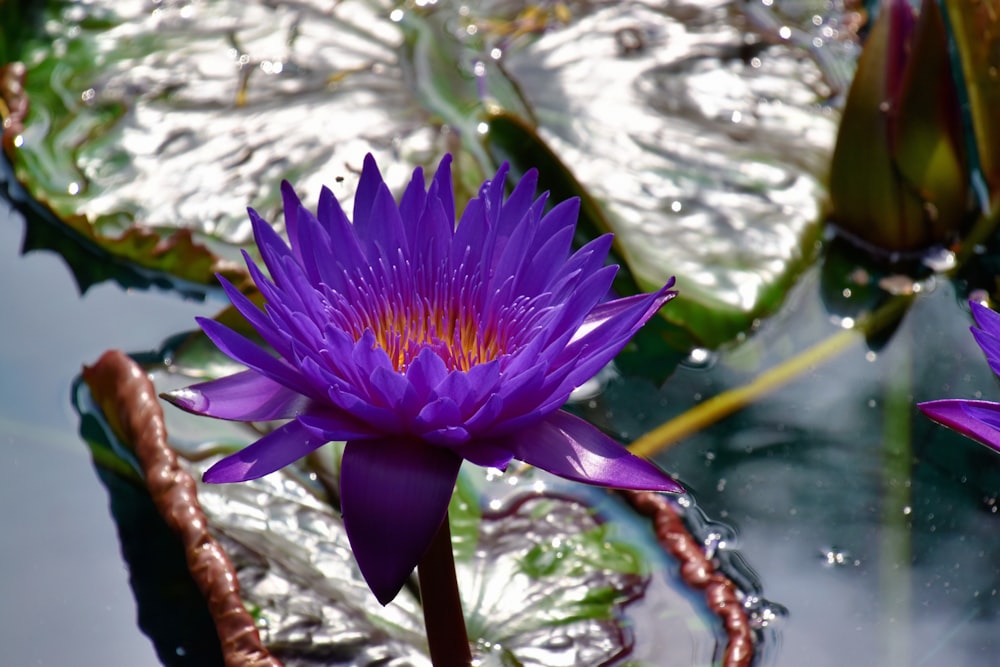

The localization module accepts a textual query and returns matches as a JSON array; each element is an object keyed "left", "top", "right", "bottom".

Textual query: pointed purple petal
[
  {"left": 203, "top": 418, "right": 329, "bottom": 483},
  {"left": 280, "top": 180, "right": 307, "bottom": 265},
  {"left": 362, "top": 183, "right": 407, "bottom": 258},
  {"left": 499, "top": 410, "right": 683, "bottom": 493},
  {"left": 196, "top": 317, "right": 304, "bottom": 391},
  {"left": 970, "top": 301, "right": 1000, "bottom": 377},
  {"left": 495, "top": 167, "right": 538, "bottom": 236},
  {"left": 317, "top": 185, "right": 368, "bottom": 268},
  {"left": 247, "top": 208, "right": 295, "bottom": 283},
  {"left": 429, "top": 153, "right": 455, "bottom": 224},
  {"left": 918, "top": 399, "right": 1000, "bottom": 454},
  {"left": 399, "top": 165, "right": 427, "bottom": 246},
  {"left": 353, "top": 154, "right": 386, "bottom": 240},
  {"left": 544, "top": 280, "right": 678, "bottom": 398},
  {"left": 162, "top": 370, "right": 311, "bottom": 421},
  {"left": 413, "top": 197, "right": 453, "bottom": 273},
  {"left": 295, "top": 407, "right": 381, "bottom": 442},
  {"left": 216, "top": 273, "right": 293, "bottom": 358},
  {"left": 341, "top": 438, "right": 462, "bottom": 604},
  {"left": 971, "top": 300, "right": 1000, "bottom": 337}
]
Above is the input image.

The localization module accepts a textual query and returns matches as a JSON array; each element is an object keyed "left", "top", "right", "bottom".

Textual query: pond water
[
  {"left": 3, "top": 181, "right": 1000, "bottom": 667},
  {"left": 0, "top": 200, "right": 219, "bottom": 666},
  {"left": 617, "top": 275, "right": 1000, "bottom": 666}
]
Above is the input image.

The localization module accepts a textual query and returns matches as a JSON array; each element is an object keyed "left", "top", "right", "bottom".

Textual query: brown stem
[{"left": 417, "top": 512, "right": 472, "bottom": 667}]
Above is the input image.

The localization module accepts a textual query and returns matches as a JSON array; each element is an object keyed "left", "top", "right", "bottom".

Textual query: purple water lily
[
  {"left": 163, "top": 154, "right": 681, "bottom": 604},
  {"left": 918, "top": 301, "right": 1000, "bottom": 453}
]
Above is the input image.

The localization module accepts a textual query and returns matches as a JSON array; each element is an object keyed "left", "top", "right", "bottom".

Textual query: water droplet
[
  {"left": 821, "top": 548, "right": 852, "bottom": 567},
  {"left": 683, "top": 347, "right": 715, "bottom": 369}
]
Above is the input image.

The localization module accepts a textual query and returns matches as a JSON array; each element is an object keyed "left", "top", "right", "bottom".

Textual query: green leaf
[{"left": 481, "top": 2, "right": 834, "bottom": 346}]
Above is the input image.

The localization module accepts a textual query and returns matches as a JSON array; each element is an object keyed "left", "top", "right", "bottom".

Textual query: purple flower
[
  {"left": 163, "top": 154, "right": 680, "bottom": 604},
  {"left": 918, "top": 301, "right": 1000, "bottom": 454}
]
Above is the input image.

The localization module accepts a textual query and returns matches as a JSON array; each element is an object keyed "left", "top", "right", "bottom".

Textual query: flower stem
[{"left": 418, "top": 511, "right": 471, "bottom": 666}]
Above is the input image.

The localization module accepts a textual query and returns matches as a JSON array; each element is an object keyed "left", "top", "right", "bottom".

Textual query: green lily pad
[
  {"left": 4, "top": 0, "right": 847, "bottom": 345},
  {"left": 2, "top": 0, "right": 463, "bottom": 284},
  {"left": 469, "top": 1, "right": 841, "bottom": 346}
]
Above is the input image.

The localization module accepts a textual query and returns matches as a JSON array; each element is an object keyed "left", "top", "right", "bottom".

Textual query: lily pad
[
  {"left": 481, "top": 0, "right": 841, "bottom": 345},
  {"left": 2, "top": 0, "right": 455, "bottom": 284},
  {"left": 73, "top": 324, "right": 772, "bottom": 665},
  {"left": 4, "top": 0, "right": 851, "bottom": 345}
]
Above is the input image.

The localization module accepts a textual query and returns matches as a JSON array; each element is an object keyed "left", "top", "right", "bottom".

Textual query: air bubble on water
[
  {"left": 745, "top": 596, "right": 787, "bottom": 630},
  {"left": 820, "top": 547, "right": 856, "bottom": 567}
]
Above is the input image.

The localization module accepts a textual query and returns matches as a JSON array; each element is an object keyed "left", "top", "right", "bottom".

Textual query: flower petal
[
  {"left": 280, "top": 180, "right": 307, "bottom": 266},
  {"left": 541, "top": 280, "right": 678, "bottom": 403},
  {"left": 499, "top": 410, "right": 683, "bottom": 493},
  {"left": 196, "top": 317, "right": 304, "bottom": 391},
  {"left": 455, "top": 438, "right": 514, "bottom": 469},
  {"left": 352, "top": 153, "right": 385, "bottom": 233},
  {"left": 918, "top": 399, "right": 1000, "bottom": 453},
  {"left": 203, "top": 418, "right": 329, "bottom": 483},
  {"left": 970, "top": 301, "right": 1000, "bottom": 377},
  {"left": 971, "top": 300, "right": 1000, "bottom": 337},
  {"left": 317, "top": 184, "right": 369, "bottom": 270},
  {"left": 295, "top": 407, "right": 381, "bottom": 442},
  {"left": 340, "top": 438, "right": 462, "bottom": 604},
  {"left": 162, "top": 370, "right": 311, "bottom": 421}
]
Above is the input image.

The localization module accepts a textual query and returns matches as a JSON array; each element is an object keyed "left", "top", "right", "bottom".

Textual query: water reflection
[
  {"left": 0, "top": 202, "right": 218, "bottom": 665},
  {"left": 585, "top": 272, "right": 1000, "bottom": 666}
]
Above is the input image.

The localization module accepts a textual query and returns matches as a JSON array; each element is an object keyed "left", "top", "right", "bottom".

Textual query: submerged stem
[
  {"left": 418, "top": 512, "right": 472, "bottom": 667},
  {"left": 629, "top": 294, "right": 914, "bottom": 457},
  {"left": 880, "top": 328, "right": 913, "bottom": 667}
]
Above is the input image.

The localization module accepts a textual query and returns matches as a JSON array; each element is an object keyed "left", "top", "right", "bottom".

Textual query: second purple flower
[{"left": 919, "top": 300, "right": 1000, "bottom": 454}]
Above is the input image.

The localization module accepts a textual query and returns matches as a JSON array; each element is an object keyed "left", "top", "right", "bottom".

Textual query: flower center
[{"left": 367, "top": 297, "right": 505, "bottom": 372}]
